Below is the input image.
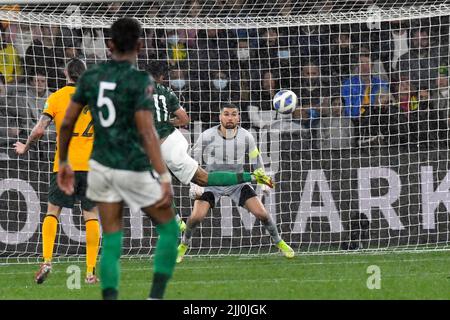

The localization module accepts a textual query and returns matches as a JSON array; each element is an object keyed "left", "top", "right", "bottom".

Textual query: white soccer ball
[{"left": 273, "top": 90, "right": 298, "bottom": 114}]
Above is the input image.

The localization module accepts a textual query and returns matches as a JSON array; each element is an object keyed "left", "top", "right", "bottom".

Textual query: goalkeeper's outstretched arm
[{"left": 13, "top": 114, "right": 52, "bottom": 154}]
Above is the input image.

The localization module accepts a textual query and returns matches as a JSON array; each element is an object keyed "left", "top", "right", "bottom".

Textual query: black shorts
[{"left": 48, "top": 172, "right": 95, "bottom": 211}]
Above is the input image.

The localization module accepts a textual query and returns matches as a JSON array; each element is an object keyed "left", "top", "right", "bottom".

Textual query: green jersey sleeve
[
  {"left": 166, "top": 88, "right": 181, "bottom": 114},
  {"left": 134, "top": 72, "right": 155, "bottom": 112}
]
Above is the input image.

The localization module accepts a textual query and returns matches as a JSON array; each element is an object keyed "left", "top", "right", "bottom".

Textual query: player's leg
[
  {"left": 97, "top": 201, "right": 124, "bottom": 300},
  {"left": 192, "top": 166, "right": 273, "bottom": 188},
  {"left": 160, "top": 131, "right": 273, "bottom": 188},
  {"left": 86, "top": 160, "right": 124, "bottom": 299},
  {"left": 141, "top": 204, "right": 178, "bottom": 300},
  {"left": 160, "top": 130, "right": 195, "bottom": 231},
  {"left": 172, "top": 201, "right": 186, "bottom": 232},
  {"left": 35, "top": 202, "right": 62, "bottom": 284},
  {"left": 82, "top": 208, "right": 100, "bottom": 284},
  {"left": 242, "top": 191, "right": 294, "bottom": 259},
  {"left": 177, "top": 197, "right": 212, "bottom": 263},
  {"left": 77, "top": 171, "right": 101, "bottom": 283}
]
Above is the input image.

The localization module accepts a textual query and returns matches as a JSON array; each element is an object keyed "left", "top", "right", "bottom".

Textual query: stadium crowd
[{"left": 1, "top": 1, "right": 450, "bottom": 160}]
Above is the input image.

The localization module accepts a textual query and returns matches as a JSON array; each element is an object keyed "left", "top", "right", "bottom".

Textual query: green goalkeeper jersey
[
  {"left": 153, "top": 83, "right": 181, "bottom": 140},
  {"left": 72, "top": 60, "right": 156, "bottom": 171}
]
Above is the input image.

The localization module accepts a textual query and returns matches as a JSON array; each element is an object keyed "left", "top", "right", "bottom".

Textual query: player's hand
[
  {"left": 155, "top": 182, "right": 173, "bottom": 209},
  {"left": 261, "top": 184, "right": 271, "bottom": 196},
  {"left": 57, "top": 163, "right": 75, "bottom": 195},
  {"left": 13, "top": 142, "right": 27, "bottom": 155}
]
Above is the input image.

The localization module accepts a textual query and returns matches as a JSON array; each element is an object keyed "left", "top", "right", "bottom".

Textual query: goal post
[{"left": 0, "top": 0, "right": 450, "bottom": 263}]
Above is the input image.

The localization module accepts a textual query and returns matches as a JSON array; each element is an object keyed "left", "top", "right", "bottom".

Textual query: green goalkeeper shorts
[{"left": 48, "top": 172, "right": 96, "bottom": 211}]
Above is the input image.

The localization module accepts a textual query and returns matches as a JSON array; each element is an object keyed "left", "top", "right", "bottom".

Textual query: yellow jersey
[{"left": 43, "top": 84, "right": 93, "bottom": 172}]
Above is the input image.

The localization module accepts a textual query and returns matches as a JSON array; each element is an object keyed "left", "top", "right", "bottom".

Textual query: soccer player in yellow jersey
[{"left": 14, "top": 58, "right": 100, "bottom": 285}]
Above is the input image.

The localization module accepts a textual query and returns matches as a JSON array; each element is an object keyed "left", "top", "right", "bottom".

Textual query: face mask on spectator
[
  {"left": 440, "top": 88, "right": 449, "bottom": 97},
  {"left": 237, "top": 48, "right": 250, "bottom": 60},
  {"left": 278, "top": 50, "right": 290, "bottom": 59},
  {"left": 213, "top": 79, "right": 228, "bottom": 89},
  {"left": 170, "top": 79, "right": 186, "bottom": 89},
  {"left": 167, "top": 34, "right": 179, "bottom": 45}
]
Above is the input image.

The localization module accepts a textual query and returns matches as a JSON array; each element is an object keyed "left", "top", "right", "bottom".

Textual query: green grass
[{"left": 0, "top": 251, "right": 449, "bottom": 300}]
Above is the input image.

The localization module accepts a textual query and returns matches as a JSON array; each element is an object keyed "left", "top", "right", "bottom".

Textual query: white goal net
[{"left": 0, "top": 0, "right": 450, "bottom": 262}]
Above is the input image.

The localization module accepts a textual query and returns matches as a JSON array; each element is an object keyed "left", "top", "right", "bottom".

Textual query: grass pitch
[{"left": 0, "top": 251, "right": 448, "bottom": 300}]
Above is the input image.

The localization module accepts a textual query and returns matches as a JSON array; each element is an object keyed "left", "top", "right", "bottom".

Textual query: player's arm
[
  {"left": 13, "top": 114, "right": 52, "bottom": 154},
  {"left": 169, "top": 107, "right": 190, "bottom": 127}
]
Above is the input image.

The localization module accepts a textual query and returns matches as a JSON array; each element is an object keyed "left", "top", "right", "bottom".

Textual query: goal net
[{"left": 0, "top": 0, "right": 450, "bottom": 262}]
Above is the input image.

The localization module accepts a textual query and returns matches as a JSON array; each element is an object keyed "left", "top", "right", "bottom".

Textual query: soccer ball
[{"left": 273, "top": 90, "right": 298, "bottom": 114}]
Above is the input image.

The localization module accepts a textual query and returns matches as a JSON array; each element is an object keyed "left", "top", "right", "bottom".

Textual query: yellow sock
[
  {"left": 42, "top": 215, "right": 58, "bottom": 263},
  {"left": 85, "top": 219, "right": 100, "bottom": 275}
]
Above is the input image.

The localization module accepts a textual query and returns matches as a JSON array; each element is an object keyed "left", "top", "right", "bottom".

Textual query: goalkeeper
[
  {"left": 14, "top": 58, "right": 100, "bottom": 285},
  {"left": 177, "top": 104, "right": 294, "bottom": 262},
  {"left": 146, "top": 61, "right": 274, "bottom": 232}
]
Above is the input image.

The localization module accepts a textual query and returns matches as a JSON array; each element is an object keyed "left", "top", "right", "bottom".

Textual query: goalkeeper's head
[
  {"left": 109, "top": 17, "right": 142, "bottom": 57},
  {"left": 65, "top": 58, "right": 86, "bottom": 84}
]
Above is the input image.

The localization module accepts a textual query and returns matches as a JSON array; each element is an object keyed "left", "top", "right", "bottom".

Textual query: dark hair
[
  {"left": 220, "top": 103, "right": 239, "bottom": 112},
  {"left": 66, "top": 58, "right": 86, "bottom": 83},
  {"left": 28, "top": 68, "right": 47, "bottom": 84},
  {"left": 110, "top": 17, "right": 142, "bottom": 53},
  {"left": 146, "top": 60, "right": 168, "bottom": 79}
]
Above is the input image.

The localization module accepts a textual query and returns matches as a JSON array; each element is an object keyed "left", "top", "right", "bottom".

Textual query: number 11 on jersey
[{"left": 153, "top": 94, "right": 168, "bottom": 122}]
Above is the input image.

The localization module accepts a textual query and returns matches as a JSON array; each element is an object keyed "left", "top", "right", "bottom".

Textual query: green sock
[
  {"left": 150, "top": 218, "right": 179, "bottom": 299},
  {"left": 100, "top": 231, "right": 123, "bottom": 299},
  {"left": 207, "top": 171, "right": 252, "bottom": 186}
]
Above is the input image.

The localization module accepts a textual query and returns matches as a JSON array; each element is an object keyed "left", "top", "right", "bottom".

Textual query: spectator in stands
[
  {"left": 396, "top": 77, "right": 437, "bottom": 147},
  {"left": 324, "top": 24, "right": 352, "bottom": 80},
  {"left": 300, "top": 58, "right": 330, "bottom": 109},
  {"left": 431, "top": 65, "right": 450, "bottom": 112},
  {"left": 25, "top": 25, "right": 63, "bottom": 91},
  {"left": 230, "top": 36, "right": 253, "bottom": 125},
  {"left": 7, "top": 69, "right": 52, "bottom": 139},
  {"left": 178, "top": 0, "right": 202, "bottom": 48},
  {"left": 317, "top": 96, "right": 355, "bottom": 150},
  {"left": 359, "top": 87, "right": 407, "bottom": 146},
  {"left": 430, "top": 66, "right": 450, "bottom": 143},
  {"left": 398, "top": 76, "right": 419, "bottom": 113},
  {"left": 165, "top": 29, "right": 188, "bottom": 67},
  {"left": 197, "top": 29, "right": 231, "bottom": 78},
  {"left": 399, "top": 28, "right": 440, "bottom": 90},
  {"left": 248, "top": 69, "right": 284, "bottom": 130},
  {"left": 410, "top": 84, "right": 438, "bottom": 147},
  {"left": 379, "top": 20, "right": 410, "bottom": 75},
  {"left": 298, "top": 25, "right": 323, "bottom": 59},
  {"left": 255, "top": 28, "right": 279, "bottom": 70},
  {"left": 0, "top": 24, "right": 23, "bottom": 83},
  {"left": 81, "top": 28, "right": 108, "bottom": 63},
  {"left": 200, "top": 69, "right": 239, "bottom": 127},
  {"left": 0, "top": 73, "right": 17, "bottom": 159},
  {"left": 342, "top": 52, "right": 389, "bottom": 119},
  {"left": 4, "top": 21, "right": 33, "bottom": 60},
  {"left": 168, "top": 66, "right": 200, "bottom": 124}
]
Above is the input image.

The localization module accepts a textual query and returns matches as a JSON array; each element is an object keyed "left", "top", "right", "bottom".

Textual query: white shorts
[
  {"left": 161, "top": 129, "right": 198, "bottom": 185},
  {"left": 87, "top": 159, "right": 162, "bottom": 211}
]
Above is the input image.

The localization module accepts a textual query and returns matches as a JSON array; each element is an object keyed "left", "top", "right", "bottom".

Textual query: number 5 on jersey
[{"left": 97, "top": 81, "right": 117, "bottom": 127}]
